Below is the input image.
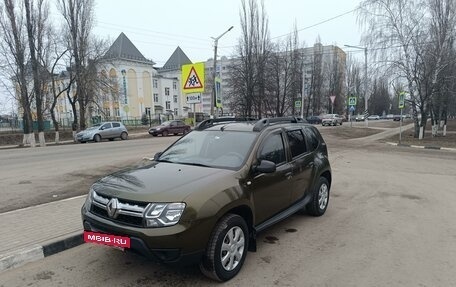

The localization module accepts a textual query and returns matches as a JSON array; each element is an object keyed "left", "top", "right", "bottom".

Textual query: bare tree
[
  {"left": 24, "top": 0, "right": 50, "bottom": 146},
  {"left": 57, "top": 0, "right": 95, "bottom": 131},
  {"left": 359, "top": 0, "right": 456, "bottom": 139},
  {"left": 0, "top": 0, "right": 35, "bottom": 146},
  {"left": 227, "top": 0, "right": 271, "bottom": 117}
]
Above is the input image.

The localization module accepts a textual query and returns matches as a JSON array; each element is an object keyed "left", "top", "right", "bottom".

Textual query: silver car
[
  {"left": 76, "top": 122, "right": 128, "bottom": 143},
  {"left": 321, "top": 114, "right": 343, "bottom": 126}
]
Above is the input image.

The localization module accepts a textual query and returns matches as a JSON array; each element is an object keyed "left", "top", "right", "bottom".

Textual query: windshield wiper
[
  {"left": 157, "top": 159, "right": 174, "bottom": 163},
  {"left": 176, "top": 162, "right": 211, "bottom": 168}
]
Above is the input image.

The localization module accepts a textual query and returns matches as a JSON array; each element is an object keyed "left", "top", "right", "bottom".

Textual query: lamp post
[
  {"left": 211, "top": 26, "right": 233, "bottom": 118},
  {"left": 344, "top": 44, "right": 368, "bottom": 127}
]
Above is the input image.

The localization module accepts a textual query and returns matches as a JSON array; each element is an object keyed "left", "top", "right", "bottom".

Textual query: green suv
[{"left": 81, "top": 117, "right": 332, "bottom": 281}]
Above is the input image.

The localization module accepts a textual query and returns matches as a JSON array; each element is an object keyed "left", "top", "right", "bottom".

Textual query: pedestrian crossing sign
[{"left": 182, "top": 63, "right": 205, "bottom": 93}]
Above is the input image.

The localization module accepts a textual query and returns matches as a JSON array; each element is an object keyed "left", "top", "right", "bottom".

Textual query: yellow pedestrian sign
[{"left": 182, "top": 62, "right": 205, "bottom": 93}]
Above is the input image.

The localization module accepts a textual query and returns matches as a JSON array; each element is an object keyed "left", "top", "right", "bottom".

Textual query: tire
[
  {"left": 162, "top": 130, "right": 168, "bottom": 137},
  {"left": 174, "top": 133, "right": 178, "bottom": 136},
  {"left": 93, "top": 134, "right": 101, "bottom": 142},
  {"left": 109, "top": 138, "right": 114, "bottom": 141},
  {"left": 305, "top": 177, "right": 330, "bottom": 217},
  {"left": 120, "top": 132, "right": 128, "bottom": 140},
  {"left": 340, "top": 121, "right": 343, "bottom": 125},
  {"left": 200, "top": 214, "right": 249, "bottom": 282}
]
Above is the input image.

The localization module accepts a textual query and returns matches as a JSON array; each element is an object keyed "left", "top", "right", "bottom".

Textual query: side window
[
  {"left": 170, "top": 121, "right": 177, "bottom": 127},
  {"left": 258, "top": 133, "right": 286, "bottom": 165},
  {"left": 286, "top": 129, "right": 307, "bottom": 157},
  {"left": 112, "top": 122, "right": 120, "bottom": 128},
  {"left": 303, "top": 127, "right": 319, "bottom": 151},
  {"left": 101, "top": 123, "right": 111, "bottom": 130}
]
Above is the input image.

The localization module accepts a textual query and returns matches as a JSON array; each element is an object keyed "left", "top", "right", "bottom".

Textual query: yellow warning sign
[{"left": 182, "top": 62, "right": 205, "bottom": 94}]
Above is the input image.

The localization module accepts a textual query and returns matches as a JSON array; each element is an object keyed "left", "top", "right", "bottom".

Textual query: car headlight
[
  {"left": 144, "top": 203, "right": 186, "bottom": 227},
  {"left": 84, "top": 188, "right": 94, "bottom": 210}
]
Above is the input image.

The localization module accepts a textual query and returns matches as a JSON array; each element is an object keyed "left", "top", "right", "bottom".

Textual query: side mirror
[
  {"left": 255, "top": 160, "right": 276, "bottom": 173},
  {"left": 100, "top": 127, "right": 105, "bottom": 130},
  {"left": 153, "top": 152, "right": 163, "bottom": 161}
]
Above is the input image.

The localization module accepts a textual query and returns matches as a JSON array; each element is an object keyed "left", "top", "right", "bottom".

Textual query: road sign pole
[
  {"left": 399, "top": 108, "right": 403, "bottom": 144},
  {"left": 193, "top": 103, "right": 196, "bottom": 128}
]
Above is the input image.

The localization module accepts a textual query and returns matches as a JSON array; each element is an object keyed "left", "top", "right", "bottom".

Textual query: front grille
[{"left": 90, "top": 191, "right": 148, "bottom": 227}]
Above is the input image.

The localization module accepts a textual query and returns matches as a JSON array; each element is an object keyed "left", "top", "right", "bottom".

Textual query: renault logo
[{"left": 106, "top": 198, "right": 120, "bottom": 219}]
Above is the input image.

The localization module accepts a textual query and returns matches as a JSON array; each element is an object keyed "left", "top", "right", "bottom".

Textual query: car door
[
  {"left": 169, "top": 121, "right": 178, "bottom": 134},
  {"left": 99, "top": 123, "right": 112, "bottom": 138},
  {"left": 285, "top": 128, "right": 315, "bottom": 203},
  {"left": 247, "top": 131, "right": 293, "bottom": 224}
]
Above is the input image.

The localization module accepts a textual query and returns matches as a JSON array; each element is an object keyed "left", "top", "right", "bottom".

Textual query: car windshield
[
  {"left": 161, "top": 121, "right": 171, "bottom": 126},
  {"left": 158, "top": 130, "right": 258, "bottom": 170}
]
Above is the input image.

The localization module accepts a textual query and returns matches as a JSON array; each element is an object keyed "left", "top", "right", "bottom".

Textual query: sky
[
  {"left": 93, "top": 0, "right": 365, "bottom": 65},
  {"left": 0, "top": 0, "right": 365, "bottom": 114}
]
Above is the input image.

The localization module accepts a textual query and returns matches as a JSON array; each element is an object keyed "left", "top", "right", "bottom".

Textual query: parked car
[
  {"left": 148, "top": 120, "right": 191, "bottom": 136},
  {"left": 306, "top": 115, "right": 322, "bottom": 124},
  {"left": 82, "top": 117, "right": 332, "bottom": 281},
  {"left": 76, "top": 122, "right": 128, "bottom": 143},
  {"left": 355, "top": 114, "right": 365, "bottom": 122},
  {"left": 386, "top": 114, "right": 395, "bottom": 120},
  {"left": 368, "top": 115, "right": 380, "bottom": 120},
  {"left": 393, "top": 115, "right": 403, "bottom": 121},
  {"left": 321, "top": 114, "right": 343, "bottom": 126}
]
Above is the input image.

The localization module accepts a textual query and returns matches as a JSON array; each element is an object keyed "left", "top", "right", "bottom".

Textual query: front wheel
[
  {"left": 93, "top": 134, "right": 101, "bottom": 142},
  {"left": 305, "top": 177, "right": 330, "bottom": 216},
  {"left": 200, "top": 214, "right": 248, "bottom": 282},
  {"left": 120, "top": 132, "right": 128, "bottom": 140}
]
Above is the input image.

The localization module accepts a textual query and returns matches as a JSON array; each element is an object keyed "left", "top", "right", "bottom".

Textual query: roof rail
[
  {"left": 253, "top": 117, "right": 306, "bottom": 132},
  {"left": 195, "top": 117, "right": 257, "bottom": 131}
]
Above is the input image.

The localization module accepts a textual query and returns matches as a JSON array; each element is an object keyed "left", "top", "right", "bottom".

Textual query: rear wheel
[
  {"left": 200, "top": 214, "right": 248, "bottom": 282},
  {"left": 306, "top": 177, "right": 330, "bottom": 216},
  {"left": 120, "top": 132, "right": 128, "bottom": 140},
  {"left": 93, "top": 134, "right": 101, "bottom": 142}
]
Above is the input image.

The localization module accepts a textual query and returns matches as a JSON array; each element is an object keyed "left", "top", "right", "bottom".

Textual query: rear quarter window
[{"left": 286, "top": 129, "right": 307, "bottom": 157}]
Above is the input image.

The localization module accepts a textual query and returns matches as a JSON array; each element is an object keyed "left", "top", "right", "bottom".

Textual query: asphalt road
[
  {"left": 0, "top": 136, "right": 177, "bottom": 213},
  {"left": 1, "top": 134, "right": 456, "bottom": 286}
]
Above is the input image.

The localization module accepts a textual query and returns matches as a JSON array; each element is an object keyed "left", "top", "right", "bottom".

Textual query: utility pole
[
  {"left": 211, "top": 26, "right": 233, "bottom": 118},
  {"left": 345, "top": 44, "right": 369, "bottom": 127}
]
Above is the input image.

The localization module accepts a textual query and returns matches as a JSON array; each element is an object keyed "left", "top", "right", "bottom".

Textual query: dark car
[
  {"left": 393, "top": 115, "right": 403, "bottom": 121},
  {"left": 82, "top": 117, "right": 332, "bottom": 281},
  {"left": 148, "top": 120, "right": 191, "bottom": 136},
  {"left": 306, "top": 115, "right": 322, "bottom": 124}
]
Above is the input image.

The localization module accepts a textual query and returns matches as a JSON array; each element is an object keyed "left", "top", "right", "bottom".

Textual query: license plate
[{"left": 84, "top": 231, "right": 130, "bottom": 248}]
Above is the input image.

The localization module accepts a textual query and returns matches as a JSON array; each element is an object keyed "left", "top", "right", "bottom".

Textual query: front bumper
[{"left": 81, "top": 205, "right": 212, "bottom": 265}]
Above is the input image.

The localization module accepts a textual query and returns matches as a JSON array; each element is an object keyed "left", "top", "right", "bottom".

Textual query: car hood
[{"left": 91, "top": 162, "right": 237, "bottom": 203}]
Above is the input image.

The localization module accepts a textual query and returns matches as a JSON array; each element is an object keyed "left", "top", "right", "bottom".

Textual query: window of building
[
  {"left": 153, "top": 79, "right": 158, "bottom": 88},
  {"left": 165, "top": 87, "right": 170, "bottom": 96},
  {"left": 153, "top": 93, "right": 159, "bottom": 102},
  {"left": 174, "top": 108, "right": 178, "bottom": 115},
  {"left": 166, "top": 101, "right": 171, "bottom": 110},
  {"left": 173, "top": 81, "right": 177, "bottom": 89},
  {"left": 173, "top": 95, "right": 178, "bottom": 103},
  {"left": 114, "top": 108, "right": 120, "bottom": 117},
  {"left": 103, "top": 108, "right": 110, "bottom": 117}
]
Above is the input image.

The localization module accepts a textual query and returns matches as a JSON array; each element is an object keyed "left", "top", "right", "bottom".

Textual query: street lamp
[
  {"left": 344, "top": 44, "right": 368, "bottom": 127},
  {"left": 211, "top": 26, "right": 234, "bottom": 117}
]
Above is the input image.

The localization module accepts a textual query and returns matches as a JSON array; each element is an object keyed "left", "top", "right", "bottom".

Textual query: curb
[
  {"left": 386, "top": 142, "right": 456, "bottom": 152},
  {"left": 0, "top": 232, "right": 83, "bottom": 273}
]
